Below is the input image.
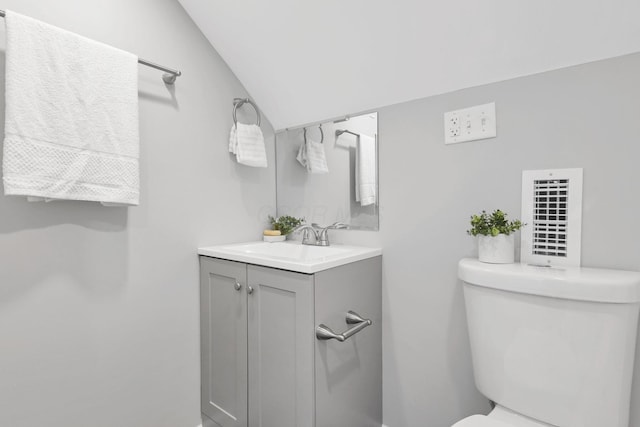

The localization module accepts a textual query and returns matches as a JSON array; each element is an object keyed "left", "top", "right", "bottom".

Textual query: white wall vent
[{"left": 521, "top": 168, "right": 583, "bottom": 267}]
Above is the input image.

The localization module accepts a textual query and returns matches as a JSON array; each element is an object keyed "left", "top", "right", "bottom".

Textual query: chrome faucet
[
  {"left": 312, "top": 222, "right": 348, "bottom": 246},
  {"left": 293, "top": 222, "right": 348, "bottom": 246}
]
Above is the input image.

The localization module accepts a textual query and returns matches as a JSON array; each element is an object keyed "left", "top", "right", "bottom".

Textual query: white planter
[{"left": 478, "top": 234, "right": 515, "bottom": 264}]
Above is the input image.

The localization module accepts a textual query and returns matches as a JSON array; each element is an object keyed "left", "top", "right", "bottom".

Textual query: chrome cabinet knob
[
  {"left": 247, "top": 286, "right": 254, "bottom": 295},
  {"left": 234, "top": 281, "right": 241, "bottom": 291}
]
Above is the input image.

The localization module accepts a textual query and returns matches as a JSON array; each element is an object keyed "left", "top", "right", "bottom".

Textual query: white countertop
[{"left": 198, "top": 241, "right": 382, "bottom": 274}]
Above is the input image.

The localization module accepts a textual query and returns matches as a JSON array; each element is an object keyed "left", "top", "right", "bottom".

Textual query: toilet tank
[{"left": 458, "top": 259, "right": 640, "bottom": 427}]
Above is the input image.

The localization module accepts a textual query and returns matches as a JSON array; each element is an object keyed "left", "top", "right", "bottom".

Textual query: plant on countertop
[
  {"left": 268, "top": 215, "right": 305, "bottom": 236},
  {"left": 467, "top": 209, "right": 525, "bottom": 237}
]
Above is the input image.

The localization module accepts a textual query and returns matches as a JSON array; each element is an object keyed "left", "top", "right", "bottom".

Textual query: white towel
[
  {"left": 229, "top": 123, "right": 267, "bottom": 168},
  {"left": 296, "top": 139, "right": 328, "bottom": 174},
  {"left": 296, "top": 139, "right": 307, "bottom": 168},
  {"left": 2, "top": 11, "right": 140, "bottom": 205},
  {"left": 356, "top": 134, "right": 377, "bottom": 206}
]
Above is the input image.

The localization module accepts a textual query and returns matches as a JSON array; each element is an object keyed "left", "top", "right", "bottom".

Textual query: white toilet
[{"left": 455, "top": 258, "right": 640, "bottom": 427}]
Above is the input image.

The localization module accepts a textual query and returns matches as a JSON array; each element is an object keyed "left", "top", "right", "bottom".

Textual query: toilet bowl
[{"left": 453, "top": 259, "right": 640, "bottom": 427}]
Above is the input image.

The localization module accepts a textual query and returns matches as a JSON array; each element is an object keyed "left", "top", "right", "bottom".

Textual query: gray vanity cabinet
[
  {"left": 200, "top": 257, "right": 248, "bottom": 427},
  {"left": 200, "top": 255, "right": 382, "bottom": 427}
]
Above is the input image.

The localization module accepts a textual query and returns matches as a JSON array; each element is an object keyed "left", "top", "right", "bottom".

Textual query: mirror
[{"left": 275, "top": 112, "right": 379, "bottom": 230}]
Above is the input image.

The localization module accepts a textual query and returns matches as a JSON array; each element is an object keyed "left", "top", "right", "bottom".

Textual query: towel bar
[
  {"left": 0, "top": 9, "right": 182, "bottom": 84},
  {"left": 316, "top": 310, "right": 372, "bottom": 342}
]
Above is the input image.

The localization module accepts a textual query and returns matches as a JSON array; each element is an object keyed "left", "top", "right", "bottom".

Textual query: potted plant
[
  {"left": 265, "top": 215, "right": 304, "bottom": 242},
  {"left": 467, "top": 209, "right": 525, "bottom": 263}
]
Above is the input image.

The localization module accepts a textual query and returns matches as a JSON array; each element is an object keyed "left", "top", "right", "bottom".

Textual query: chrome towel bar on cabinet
[{"left": 316, "top": 310, "right": 372, "bottom": 342}]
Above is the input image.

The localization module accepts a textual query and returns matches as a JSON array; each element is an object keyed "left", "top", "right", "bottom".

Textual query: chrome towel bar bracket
[{"left": 316, "top": 310, "right": 372, "bottom": 342}]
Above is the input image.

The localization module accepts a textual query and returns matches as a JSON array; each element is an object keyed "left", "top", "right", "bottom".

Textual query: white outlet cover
[{"left": 444, "top": 102, "right": 496, "bottom": 144}]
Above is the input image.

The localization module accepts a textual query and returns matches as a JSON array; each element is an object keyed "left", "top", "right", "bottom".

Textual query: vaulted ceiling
[{"left": 178, "top": 0, "right": 640, "bottom": 131}]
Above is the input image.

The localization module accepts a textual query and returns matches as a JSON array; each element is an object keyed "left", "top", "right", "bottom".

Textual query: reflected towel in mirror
[
  {"left": 356, "top": 134, "right": 376, "bottom": 206},
  {"left": 296, "top": 139, "right": 328, "bottom": 174}
]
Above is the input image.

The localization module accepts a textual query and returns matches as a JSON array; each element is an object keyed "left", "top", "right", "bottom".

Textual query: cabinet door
[
  {"left": 200, "top": 257, "right": 248, "bottom": 427},
  {"left": 247, "top": 266, "right": 314, "bottom": 427}
]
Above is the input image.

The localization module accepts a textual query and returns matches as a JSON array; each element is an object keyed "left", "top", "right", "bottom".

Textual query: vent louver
[
  {"left": 532, "top": 178, "right": 568, "bottom": 257},
  {"left": 521, "top": 169, "right": 583, "bottom": 267}
]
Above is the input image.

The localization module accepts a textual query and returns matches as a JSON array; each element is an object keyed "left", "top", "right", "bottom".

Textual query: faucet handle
[
  {"left": 312, "top": 222, "right": 349, "bottom": 230},
  {"left": 327, "top": 222, "right": 348, "bottom": 230}
]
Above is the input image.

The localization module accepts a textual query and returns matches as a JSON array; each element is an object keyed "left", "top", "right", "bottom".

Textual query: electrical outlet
[
  {"left": 444, "top": 102, "right": 496, "bottom": 144},
  {"left": 447, "top": 113, "right": 461, "bottom": 139}
]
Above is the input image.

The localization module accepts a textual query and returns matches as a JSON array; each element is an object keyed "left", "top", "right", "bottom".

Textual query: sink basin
[
  {"left": 198, "top": 241, "right": 382, "bottom": 273},
  {"left": 219, "top": 242, "right": 352, "bottom": 260}
]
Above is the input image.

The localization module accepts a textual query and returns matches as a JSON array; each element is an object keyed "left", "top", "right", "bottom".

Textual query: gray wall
[
  {"left": 0, "top": 1, "right": 275, "bottom": 427},
  {"left": 331, "top": 53, "right": 640, "bottom": 426}
]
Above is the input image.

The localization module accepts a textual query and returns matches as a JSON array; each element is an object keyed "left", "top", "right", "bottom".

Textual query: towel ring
[
  {"left": 303, "top": 124, "right": 324, "bottom": 144},
  {"left": 233, "top": 98, "right": 261, "bottom": 127}
]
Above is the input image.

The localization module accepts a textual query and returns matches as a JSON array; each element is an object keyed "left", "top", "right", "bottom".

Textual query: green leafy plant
[
  {"left": 467, "top": 209, "right": 525, "bottom": 237},
  {"left": 268, "top": 215, "right": 304, "bottom": 236}
]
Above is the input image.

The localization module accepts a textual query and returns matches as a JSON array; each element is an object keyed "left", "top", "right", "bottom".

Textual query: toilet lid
[{"left": 453, "top": 415, "right": 513, "bottom": 427}]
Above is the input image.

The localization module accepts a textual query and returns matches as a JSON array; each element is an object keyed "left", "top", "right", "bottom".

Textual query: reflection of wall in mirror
[{"left": 276, "top": 112, "right": 378, "bottom": 231}]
